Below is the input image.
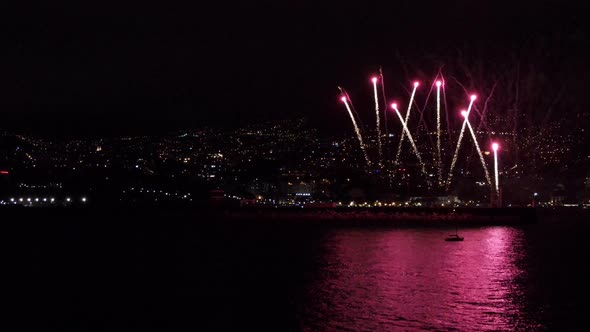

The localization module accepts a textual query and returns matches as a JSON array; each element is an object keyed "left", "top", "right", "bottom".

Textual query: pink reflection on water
[{"left": 301, "top": 227, "right": 530, "bottom": 331}]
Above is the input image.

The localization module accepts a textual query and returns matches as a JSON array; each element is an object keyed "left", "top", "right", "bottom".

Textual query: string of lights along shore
[{"left": 338, "top": 71, "right": 502, "bottom": 198}]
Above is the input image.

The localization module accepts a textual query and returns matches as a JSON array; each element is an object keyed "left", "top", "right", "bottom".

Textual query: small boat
[
  {"left": 445, "top": 234, "right": 464, "bottom": 241},
  {"left": 445, "top": 226, "right": 464, "bottom": 241}
]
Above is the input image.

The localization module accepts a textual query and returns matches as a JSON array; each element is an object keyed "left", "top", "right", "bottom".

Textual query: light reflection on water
[{"left": 300, "top": 227, "right": 540, "bottom": 331}]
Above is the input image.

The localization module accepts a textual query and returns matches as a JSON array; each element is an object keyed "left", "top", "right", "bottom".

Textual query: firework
[
  {"left": 379, "top": 68, "right": 388, "bottom": 136},
  {"left": 341, "top": 95, "right": 370, "bottom": 166},
  {"left": 372, "top": 77, "right": 382, "bottom": 164},
  {"left": 391, "top": 103, "right": 427, "bottom": 176},
  {"left": 446, "top": 95, "right": 476, "bottom": 188},
  {"left": 394, "top": 82, "right": 419, "bottom": 165},
  {"left": 465, "top": 116, "right": 492, "bottom": 186},
  {"left": 435, "top": 80, "right": 442, "bottom": 187},
  {"left": 492, "top": 142, "right": 500, "bottom": 193}
]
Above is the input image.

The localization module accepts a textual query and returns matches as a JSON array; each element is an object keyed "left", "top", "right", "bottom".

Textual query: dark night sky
[{"left": 1, "top": 1, "right": 587, "bottom": 137}]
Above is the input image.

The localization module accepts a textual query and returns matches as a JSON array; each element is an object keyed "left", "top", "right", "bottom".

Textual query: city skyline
[{"left": 1, "top": 112, "right": 587, "bottom": 207}]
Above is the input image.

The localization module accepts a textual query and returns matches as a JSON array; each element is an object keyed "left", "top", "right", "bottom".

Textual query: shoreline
[{"left": 2, "top": 205, "right": 588, "bottom": 227}]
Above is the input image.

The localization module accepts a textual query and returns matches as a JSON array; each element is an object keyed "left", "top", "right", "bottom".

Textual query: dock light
[
  {"left": 436, "top": 80, "right": 442, "bottom": 87},
  {"left": 81, "top": 197, "right": 87, "bottom": 202}
]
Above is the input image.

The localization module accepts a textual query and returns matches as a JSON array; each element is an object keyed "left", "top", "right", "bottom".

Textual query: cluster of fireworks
[{"left": 338, "top": 73, "right": 502, "bottom": 197}]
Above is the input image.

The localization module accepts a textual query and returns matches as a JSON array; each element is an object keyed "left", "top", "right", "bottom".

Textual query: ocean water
[{"left": 11, "top": 211, "right": 590, "bottom": 331}]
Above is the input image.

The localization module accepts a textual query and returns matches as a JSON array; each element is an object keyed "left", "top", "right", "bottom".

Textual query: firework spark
[
  {"left": 492, "top": 142, "right": 500, "bottom": 193},
  {"left": 436, "top": 80, "right": 442, "bottom": 187},
  {"left": 446, "top": 95, "right": 476, "bottom": 188},
  {"left": 392, "top": 103, "right": 427, "bottom": 176},
  {"left": 465, "top": 117, "right": 492, "bottom": 186},
  {"left": 340, "top": 95, "right": 370, "bottom": 166},
  {"left": 372, "top": 77, "right": 382, "bottom": 165},
  {"left": 394, "top": 82, "right": 419, "bottom": 165}
]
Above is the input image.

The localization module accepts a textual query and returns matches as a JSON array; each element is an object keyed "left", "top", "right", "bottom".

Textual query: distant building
[
  {"left": 551, "top": 184, "right": 566, "bottom": 206},
  {"left": 409, "top": 196, "right": 461, "bottom": 207}
]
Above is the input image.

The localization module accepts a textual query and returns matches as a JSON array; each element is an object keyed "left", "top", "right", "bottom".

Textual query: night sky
[{"left": 2, "top": 2, "right": 587, "bottom": 137}]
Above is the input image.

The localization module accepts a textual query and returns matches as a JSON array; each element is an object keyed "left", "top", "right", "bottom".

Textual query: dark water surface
[{"left": 11, "top": 212, "right": 590, "bottom": 331}]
